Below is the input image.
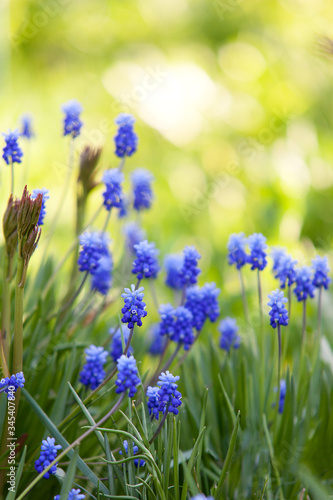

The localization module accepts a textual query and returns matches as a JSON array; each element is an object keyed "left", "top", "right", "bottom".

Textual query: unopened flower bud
[
  {"left": 78, "top": 144, "right": 102, "bottom": 194},
  {"left": 17, "top": 186, "right": 43, "bottom": 241},
  {"left": 3, "top": 195, "right": 20, "bottom": 258},
  {"left": 22, "top": 225, "right": 41, "bottom": 264}
]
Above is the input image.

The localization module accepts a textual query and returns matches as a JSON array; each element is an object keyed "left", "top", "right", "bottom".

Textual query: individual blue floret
[{"left": 119, "top": 440, "right": 145, "bottom": 468}]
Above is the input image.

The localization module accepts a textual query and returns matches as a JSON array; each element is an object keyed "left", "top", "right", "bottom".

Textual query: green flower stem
[
  {"left": 47, "top": 271, "right": 89, "bottom": 323},
  {"left": 10, "top": 158, "right": 14, "bottom": 194},
  {"left": 288, "top": 286, "right": 292, "bottom": 319},
  {"left": 149, "top": 410, "right": 168, "bottom": 444},
  {"left": 317, "top": 287, "right": 323, "bottom": 338},
  {"left": 238, "top": 268, "right": 249, "bottom": 323},
  {"left": 13, "top": 254, "right": 25, "bottom": 375},
  {"left": 276, "top": 324, "right": 282, "bottom": 415},
  {"left": 1, "top": 254, "right": 13, "bottom": 368},
  {"left": 302, "top": 300, "right": 307, "bottom": 346},
  {"left": 16, "top": 394, "right": 125, "bottom": 500},
  {"left": 102, "top": 208, "right": 112, "bottom": 233}
]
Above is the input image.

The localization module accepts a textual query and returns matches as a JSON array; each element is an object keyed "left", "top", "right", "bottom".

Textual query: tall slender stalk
[
  {"left": 1, "top": 255, "right": 13, "bottom": 365},
  {"left": 13, "top": 252, "right": 25, "bottom": 376},
  {"left": 317, "top": 287, "right": 323, "bottom": 338},
  {"left": 10, "top": 158, "right": 14, "bottom": 194},
  {"left": 276, "top": 324, "right": 282, "bottom": 414},
  {"left": 238, "top": 268, "right": 249, "bottom": 323},
  {"left": 302, "top": 300, "right": 307, "bottom": 346}
]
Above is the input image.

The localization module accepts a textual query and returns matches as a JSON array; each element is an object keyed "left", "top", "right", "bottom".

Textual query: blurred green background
[{"left": 1, "top": 0, "right": 333, "bottom": 293}]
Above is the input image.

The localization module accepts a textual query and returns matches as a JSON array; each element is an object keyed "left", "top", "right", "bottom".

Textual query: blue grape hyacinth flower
[
  {"left": 54, "top": 489, "right": 85, "bottom": 500},
  {"left": 2, "top": 129, "right": 23, "bottom": 165},
  {"left": 227, "top": 233, "right": 247, "bottom": 269},
  {"left": 179, "top": 245, "right": 201, "bottom": 287},
  {"left": 31, "top": 188, "right": 50, "bottom": 226},
  {"left": 164, "top": 254, "right": 184, "bottom": 290},
  {"left": 110, "top": 326, "right": 133, "bottom": 362},
  {"left": 132, "top": 240, "right": 160, "bottom": 280},
  {"left": 115, "top": 355, "right": 140, "bottom": 398},
  {"left": 0, "top": 372, "right": 25, "bottom": 398},
  {"left": 219, "top": 317, "right": 241, "bottom": 352},
  {"left": 294, "top": 266, "right": 315, "bottom": 302},
  {"left": 62, "top": 99, "right": 83, "bottom": 138},
  {"left": 278, "top": 379, "right": 286, "bottom": 414},
  {"left": 312, "top": 255, "right": 331, "bottom": 290},
  {"left": 191, "top": 496, "right": 214, "bottom": 500},
  {"left": 79, "top": 345, "right": 108, "bottom": 390},
  {"left": 20, "top": 114, "right": 34, "bottom": 139},
  {"left": 102, "top": 169, "right": 124, "bottom": 211},
  {"left": 159, "top": 304, "right": 194, "bottom": 350},
  {"left": 34, "top": 437, "right": 62, "bottom": 479},
  {"left": 159, "top": 304, "right": 176, "bottom": 337},
  {"left": 146, "top": 386, "right": 160, "bottom": 420},
  {"left": 275, "top": 253, "right": 297, "bottom": 289},
  {"left": 78, "top": 232, "right": 110, "bottom": 274},
  {"left": 185, "top": 283, "right": 220, "bottom": 331},
  {"left": 123, "top": 222, "right": 146, "bottom": 252},
  {"left": 267, "top": 289, "right": 289, "bottom": 328},
  {"left": 119, "top": 440, "right": 145, "bottom": 468},
  {"left": 148, "top": 323, "right": 167, "bottom": 355},
  {"left": 114, "top": 113, "right": 138, "bottom": 158},
  {"left": 247, "top": 233, "right": 268, "bottom": 271},
  {"left": 121, "top": 284, "right": 147, "bottom": 329},
  {"left": 157, "top": 371, "right": 182, "bottom": 415},
  {"left": 131, "top": 169, "right": 154, "bottom": 211},
  {"left": 91, "top": 255, "right": 113, "bottom": 295},
  {"left": 271, "top": 247, "right": 286, "bottom": 272}
]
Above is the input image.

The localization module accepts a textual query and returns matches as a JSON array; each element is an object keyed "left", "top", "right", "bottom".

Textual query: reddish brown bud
[
  {"left": 17, "top": 186, "right": 42, "bottom": 242},
  {"left": 78, "top": 144, "right": 102, "bottom": 194},
  {"left": 3, "top": 194, "right": 20, "bottom": 258}
]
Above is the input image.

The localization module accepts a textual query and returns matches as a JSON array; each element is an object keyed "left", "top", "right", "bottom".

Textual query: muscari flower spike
[
  {"left": 118, "top": 194, "right": 129, "bottom": 218},
  {"left": 275, "top": 253, "right": 297, "bottom": 289},
  {"left": 31, "top": 188, "right": 50, "bottom": 226},
  {"left": 91, "top": 255, "right": 113, "bottom": 295},
  {"left": 123, "top": 222, "right": 146, "bottom": 252},
  {"left": 190, "top": 495, "right": 214, "bottom": 500},
  {"left": 219, "top": 317, "right": 241, "bottom": 352},
  {"left": 109, "top": 326, "right": 133, "bottom": 362},
  {"left": 119, "top": 440, "right": 145, "bottom": 468},
  {"left": 131, "top": 169, "right": 154, "bottom": 211},
  {"left": 159, "top": 304, "right": 194, "bottom": 350},
  {"left": 267, "top": 289, "right": 289, "bottom": 328},
  {"left": 20, "top": 114, "right": 34, "bottom": 139},
  {"left": 114, "top": 113, "right": 138, "bottom": 158},
  {"left": 121, "top": 284, "right": 147, "bottom": 329},
  {"left": 102, "top": 169, "right": 124, "bottom": 211},
  {"left": 164, "top": 254, "right": 184, "bottom": 290},
  {"left": 132, "top": 240, "right": 160, "bottom": 280},
  {"left": 146, "top": 386, "right": 160, "bottom": 420},
  {"left": 157, "top": 371, "right": 182, "bottom": 415},
  {"left": 0, "top": 372, "right": 25, "bottom": 398},
  {"left": 179, "top": 245, "right": 201, "bottom": 287},
  {"left": 312, "top": 255, "right": 331, "bottom": 290},
  {"left": 294, "top": 266, "right": 315, "bottom": 302},
  {"left": 247, "top": 233, "right": 268, "bottom": 271},
  {"left": 271, "top": 247, "right": 286, "bottom": 272},
  {"left": 34, "top": 437, "right": 62, "bottom": 479},
  {"left": 79, "top": 345, "right": 108, "bottom": 390},
  {"left": 54, "top": 489, "right": 85, "bottom": 500},
  {"left": 115, "top": 355, "right": 140, "bottom": 398},
  {"left": 62, "top": 99, "right": 83, "bottom": 138},
  {"left": 185, "top": 282, "right": 220, "bottom": 332},
  {"left": 78, "top": 231, "right": 110, "bottom": 274},
  {"left": 227, "top": 232, "right": 247, "bottom": 269},
  {"left": 148, "top": 323, "right": 167, "bottom": 356},
  {"left": 2, "top": 129, "right": 23, "bottom": 165}
]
